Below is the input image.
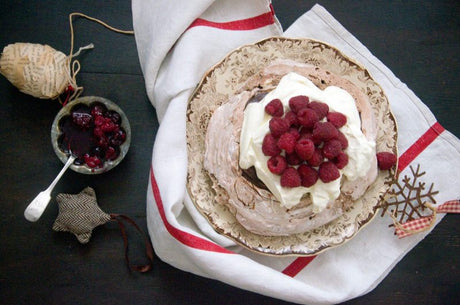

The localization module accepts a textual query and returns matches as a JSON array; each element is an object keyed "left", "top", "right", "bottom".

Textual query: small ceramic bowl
[{"left": 51, "top": 96, "right": 131, "bottom": 174}]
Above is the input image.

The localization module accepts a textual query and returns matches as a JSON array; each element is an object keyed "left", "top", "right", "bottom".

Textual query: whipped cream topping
[{"left": 239, "top": 72, "right": 376, "bottom": 212}]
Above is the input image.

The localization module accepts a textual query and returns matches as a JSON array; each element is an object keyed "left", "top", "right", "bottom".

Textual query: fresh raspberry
[
  {"left": 265, "top": 99, "right": 284, "bottom": 117},
  {"left": 262, "top": 133, "right": 281, "bottom": 156},
  {"left": 277, "top": 132, "right": 297, "bottom": 154},
  {"left": 284, "top": 110, "right": 299, "bottom": 127},
  {"left": 297, "top": 108, "right": 319, "bottom": 129},
  {"left": 288, "top": 95, "right": 309, "bottom": 113},
  {"left": 336, "top": 130, "right": 349, "bottom": 149},
  {"left": 322, "top": 139, "right": 343, "bottom": 159},
  {"left": 295, "top": 138, "right": 315, "bottom": 160},
  {"left": 318, "top": 161, "right": 340, "bottom": 183},
  {"left": 267, "top": 155, "right": 287, "bottom": 175},
  {"left": 280, "top": 167, "right": 301, "bottom": 188},
  {"left": 376, "top": 152, "right": 397, "bottom": 170},
  {"left": 312, "top": 121, "right": 339, "bottom": 142},
  {"left": 307, "top": 148, "right": 323, "bottom": 167},
  {"left": 298, "top": 164, "right": 319, "bottom": 187},
  {"left": 308, "top": 101, "right": 329, "bottom": 119},
  {"left": 285, "top": 152, "right": 302, "bottom": 165},
  {"left": 334, "top": 151, "right": 349, "bottom": 169},
  {"left": 327, "top": 112, "right": 347, "bottom": 128},
  {"left": 288, "top": 128, "right": 301, "bottom": 140},
  {"left": 269, "top": 117, "right": 290, "bottom": 138}
]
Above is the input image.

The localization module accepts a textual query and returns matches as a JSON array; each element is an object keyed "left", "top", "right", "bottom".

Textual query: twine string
[{"left": 60, "top": 12, "right": 134, "bottom": 104}]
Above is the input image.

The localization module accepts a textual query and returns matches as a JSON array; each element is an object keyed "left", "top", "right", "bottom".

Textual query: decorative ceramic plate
[{"left": 186, "top": 37, "right": 397, "bottom": 256}]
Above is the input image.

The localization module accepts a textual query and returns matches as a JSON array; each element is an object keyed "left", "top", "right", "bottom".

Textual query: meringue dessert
[{"left": 203, "top": 60, "right": 379, "bottom": 236}]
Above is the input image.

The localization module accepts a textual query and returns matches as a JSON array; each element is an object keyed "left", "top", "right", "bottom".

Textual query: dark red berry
[
  {"left": 265, "top": 99, "right": 284, "bottom": 117},
  {"left": 284, "top": 110, "right": 299, "bottom": 127},
  {"left": 288, "top": 95, "right": 309, "bottom": 113},
  {"left": 83, "top": 154, "right": 102, "bottom": 168},
  {"left": 262, "top": 133, "right": 281, "bottom": 156},
  {"left": 307, "top": 148, "right": 323, "bottom": 167},
  {"left": 308, "top": 101, "right": 329, "bottom": 119},
  {"left": 336, "top": 131, "right": 349, "bottom": 149},
  {"left": 109, "top": 129, "right": 126, "bottom": 146},
  {"left": 376, "top": 152, "right": 397, "bottom": 170},
  {"left": 297, "top": 108, "right": 319, "bottom": 129},
  {"left": 319, "top": 161, "right": 340, "bottom": 183},
  {"left": 312, "top": 121, "right": 339, "bottom": 142},
  {"left": 288, "top": 128, "right": 301, "bottom": 140},
  {"left": 285, "top": 152, "right": 303, "bottom": 165},
  {"left": 295, "top": 138, "right": 315, "bottom": 160},
  {"left": 298, "top": 164, "right": 319, "bottom": 187},
  {"left": 269, "top": 117, "right": 290, "bottom": 138},
  {"left": 280, "top": 167, "right": 301, "bottom": 188},
  {"left": 71, "top": 112, "right": 93, "bottom": 129},
  {"left": 91, "top": 103, "right": 107, "bottom": 117},
  {"left": 107, "top": 110, "right": 122, "bottom": 124},
  {"left": 267, "top": 155, "right": 287, "bottom": 174},
  {"left": 105, "top": 146, "right": 120, "bottom": 161},
  {"left": 277, "top": 132, "right": 297, "bottom": 154},
  {"left": 94, "top": 115, "right": 106, "bottom": 127},
  {"left": 327, "top": 112, "right": 347, "bottom": 128},
  {"left": 322, "top": 139, "right": 343, "bottom": 159},
  {"left": 334, "top": 151, "right": 349, "bottom": 169}
]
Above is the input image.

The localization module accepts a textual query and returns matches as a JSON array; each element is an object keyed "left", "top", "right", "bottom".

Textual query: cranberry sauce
[{"left": 57, "top": 102, "right": 126, "bottom": 169}]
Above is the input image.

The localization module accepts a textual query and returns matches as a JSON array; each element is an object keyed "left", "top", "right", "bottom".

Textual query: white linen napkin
[{"left": 132, "top": 1, "right": 460, "bottom": 304}]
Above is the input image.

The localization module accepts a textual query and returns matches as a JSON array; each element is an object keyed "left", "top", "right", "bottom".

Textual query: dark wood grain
[{"left": 0, "top": 1, "right": 458, "bottom": 304}]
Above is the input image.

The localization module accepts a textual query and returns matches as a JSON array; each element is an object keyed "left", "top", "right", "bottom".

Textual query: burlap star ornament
[
  {"left": 53, "top": 186, "right": 111, "bottom": 243},
  {"left": 52, "top": 186, "right": 154, "bottom": 272}
]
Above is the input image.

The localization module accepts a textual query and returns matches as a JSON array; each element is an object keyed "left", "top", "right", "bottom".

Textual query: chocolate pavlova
[
  {"left": 186, "top": 37, "right": 397, "bottom": 255},
  {"left": 204, "top": 60, "right": 388, "bottom": 236}
]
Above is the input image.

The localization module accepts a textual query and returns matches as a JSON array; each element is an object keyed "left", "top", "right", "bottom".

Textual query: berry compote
[{"left": 57, "top": 101, "right": 127, "bottom": 169}]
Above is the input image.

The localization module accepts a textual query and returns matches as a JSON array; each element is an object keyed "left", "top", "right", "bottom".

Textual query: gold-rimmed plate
[{"left": 186, "top": 37, "right": 397, "bottom": 256}]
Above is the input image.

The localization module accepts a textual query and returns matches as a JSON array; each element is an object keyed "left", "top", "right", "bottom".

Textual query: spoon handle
[{"left": 24, "top": 155, "right": 76, "bottom": 222}]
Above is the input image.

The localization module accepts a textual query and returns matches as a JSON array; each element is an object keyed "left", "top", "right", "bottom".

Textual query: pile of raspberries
[
  {"left": 262, "top": 95, "right": 349, "bottom": 188},
  {"left": 261, "top": 95, "right": 397, "bottom": 188}
]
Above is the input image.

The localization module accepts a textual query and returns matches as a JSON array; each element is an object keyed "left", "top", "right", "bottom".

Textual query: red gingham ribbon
[
  {"left": 436, "top": 199, "right": 460, "bottom": 213},
  {"left": 395, "top": 199, "right": 460, "bottom": 238},
  {"left": 395, "top": 216, "right": 435, "bottom": 238}
]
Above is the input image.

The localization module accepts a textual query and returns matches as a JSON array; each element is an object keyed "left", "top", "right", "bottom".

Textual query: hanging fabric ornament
[
  {"left": 53, "top": 187, "right": 154, "bottom": 272},
  {"left": 0, "top": 12, "right": 133, "bottom": 103},
  {"left": 0, "top": 42, "right": 82, "bottom": 101}
]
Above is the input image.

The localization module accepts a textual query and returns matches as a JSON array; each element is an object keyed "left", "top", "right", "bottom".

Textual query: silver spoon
[{"left": 24, "top": 154, "right": 76, "bottom": 222}]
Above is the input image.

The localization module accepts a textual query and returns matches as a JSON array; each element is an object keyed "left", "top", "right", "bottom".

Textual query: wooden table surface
[{"left": 1, "top": 1, "right": 458, "bottom": 304}]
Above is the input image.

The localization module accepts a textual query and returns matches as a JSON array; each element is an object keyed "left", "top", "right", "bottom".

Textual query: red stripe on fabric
[
  {"left": 397, "top": 122, "right": 445, "bottom": 172},
  {"left": 282, "top": 256, "right": 316, "bottom": 277},
  {"left": 149, "top": 166, "right": 233, "bottom": 254},
  {"left": 188, "top": 9, "right": 275, "bottom": 31}
]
